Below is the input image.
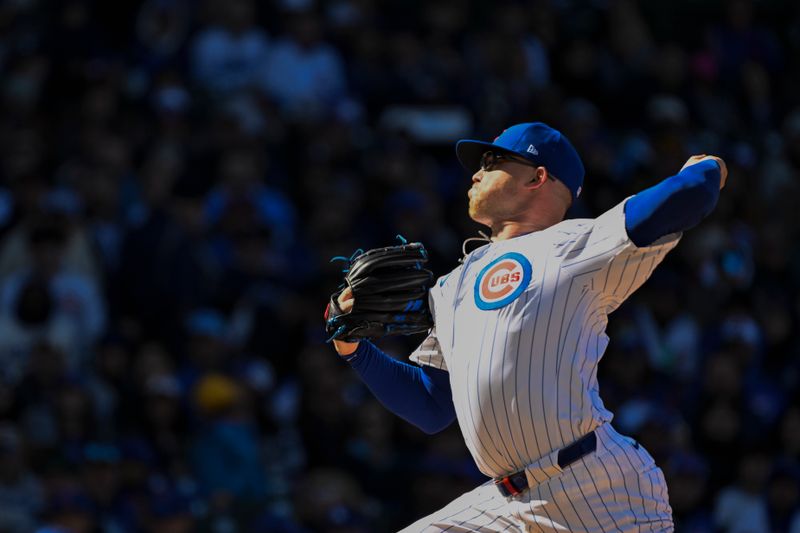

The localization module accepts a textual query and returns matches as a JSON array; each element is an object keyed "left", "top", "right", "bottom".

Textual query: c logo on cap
[{"left": 474, "top": 253, "right": 532, "bottom": 310}]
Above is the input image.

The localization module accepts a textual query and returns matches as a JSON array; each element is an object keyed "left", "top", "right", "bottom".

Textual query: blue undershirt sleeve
[
  {"left": 346, "top": 341, "right": 456, "bottom": 434},
  {"left": 625, "top": 159, "right": 722, "bottom": 247}
]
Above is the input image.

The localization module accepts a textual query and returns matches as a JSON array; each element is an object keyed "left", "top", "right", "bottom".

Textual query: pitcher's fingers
[
  {"left": 340, "top": 286, "right": 354, "bottom": 301},
  {"left": 338, "top": 287, "right": 355, "bottom": 312},
  {"left": 715, "top": 157, "right": 728, "bottom": 188}
]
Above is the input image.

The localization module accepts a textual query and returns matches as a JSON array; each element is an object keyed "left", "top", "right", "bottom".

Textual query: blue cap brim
[{"left": 456, "top": 140, "right": 525, "bottom": 172}]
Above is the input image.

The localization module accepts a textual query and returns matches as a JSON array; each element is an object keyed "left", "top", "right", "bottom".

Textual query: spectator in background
[
  {"left": 35, "top": 487, "right": 96, "bottom": 533},
  {"left": 116, "top": 438, "right": 157, "bottom": 516},
  {"left": 178, "top": 309, "right": 231, "bottom": 388},
  {"left": 492, "top": 3, "right": 552, "bottom": 89},
  {"left": 297, "top": 345, "right": 353, "bottom": 466},
  {"left": 0, "top": 423, "right": 44, "bottom": 533},
  {"left": 146, "top": 489, "right": 196, "bottom": 533},
  {"left": 260, "top": 11, "right": 348, "bottom": 120},
  {"left": 765, "top": 461, "right": 800, "bottom": 532},
  {"left": 0, "top": 214, "right": 106, "bottom": 373},
  {"left": 190, "top": 0, "right": 269, "bottom": 95},
  {"left": 53, "top": 382, "right": 95, "bottom": 463},
  {"left": 780, "top": 406, "right": 800, "bottom": 460},
  {"left": 190, "top": 374, "right": 268, "bottom": 521},
  {"left": 85, "top": 333, "right": 136, "bottom": 438},
  {"left": 14, "top": 342, "right": 71, "bottom": 452},
  {"left": 0, "top": 274, "right": 80, "bottom": 385},
  {"left": 0, "top": 192, "right": 101, "bottom": 284},
  {"left": 383, "top": 188, "right": 458, "bottom": 267},
  {"left": 80, "top": 442, "right": 140, "bottom": 533},
  {"left": 118, "top": 177, "right": 219, "bottom": 341},
  {"left": 125, "top": 145, "right": 186, "bottom": 229},
  {"left": 142, "top": 372, "right": 188, "bottom": 473},
  {"left": 666, "top": 452, "right": 713, "bottom": 532},
  {"left": 205, "top": 146, "right": 296, "bottom": 257},
  {"left": 294, "top": 468, "right": 371, "bottom": 533},
  {"left": 714, "top": 451, "right": 772, "bottom": 532},
  {"left": 77, "top": 160, "right": 130, "bottom": 277},
  {"left": 709, "top": 0, "right": 782, "bottom": 83},
  {"left": 134, "top": 0, "right": 192, "bottom": 77}
]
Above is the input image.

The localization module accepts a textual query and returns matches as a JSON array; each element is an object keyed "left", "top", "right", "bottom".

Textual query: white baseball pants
[{"left": 400, "top": 424, "right": 673, "bottom": 532}]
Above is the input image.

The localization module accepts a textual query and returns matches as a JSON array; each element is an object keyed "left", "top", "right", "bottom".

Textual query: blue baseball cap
[{"left": 456, "top": 122, "right": 585, "bottom": 200}]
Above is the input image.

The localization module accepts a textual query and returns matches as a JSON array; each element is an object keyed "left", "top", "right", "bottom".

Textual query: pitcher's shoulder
[{"left": 549, "top": 216, "right": 598, "bottom": 237}]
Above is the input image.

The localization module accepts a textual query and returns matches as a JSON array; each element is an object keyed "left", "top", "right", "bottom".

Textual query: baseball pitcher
[{"left": 328, "top": 122, "right": 726, "bottom": 532}]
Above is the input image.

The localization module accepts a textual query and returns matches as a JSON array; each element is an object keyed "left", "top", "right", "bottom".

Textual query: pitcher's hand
[
  {"left": 331, "top": 287, "right": 359, "bottom": 356},
  {"left": 681, "top": 155, "right": 727, "bottom": 189}
]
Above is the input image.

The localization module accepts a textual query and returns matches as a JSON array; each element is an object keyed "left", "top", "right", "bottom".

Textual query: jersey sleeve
[
  {"left": 557, "top": 197, "right": 681, "bottom": 313},
  {"left": 409, "top": 327, "right": 447, "bottom": 370},
  {"left": 408, "top": 279, "right": 448, "bottom": 370}
]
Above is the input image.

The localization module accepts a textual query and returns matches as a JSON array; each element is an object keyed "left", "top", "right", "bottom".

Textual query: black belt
[{"left": 494, "top": 431, "right": 597, "bottom": 497}]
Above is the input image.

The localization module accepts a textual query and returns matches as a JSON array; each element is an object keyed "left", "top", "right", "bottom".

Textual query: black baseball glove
[{"left": 325, "top": 239, "right": 435, "bottom": 342}]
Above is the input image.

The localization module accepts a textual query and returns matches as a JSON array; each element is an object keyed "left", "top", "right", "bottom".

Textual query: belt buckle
[{"left": 494, "top": 473, "right": 524, "bottom": 497}]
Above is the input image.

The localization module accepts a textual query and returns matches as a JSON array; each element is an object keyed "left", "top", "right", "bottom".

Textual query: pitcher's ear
[{"left": 526, "top": 167, "right": 548, "bottom": 189}]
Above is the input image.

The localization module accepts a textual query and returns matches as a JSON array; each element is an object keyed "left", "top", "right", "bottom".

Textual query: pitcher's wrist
[{"left": 333, "top": 338, "right": 360, "bottom": 357}]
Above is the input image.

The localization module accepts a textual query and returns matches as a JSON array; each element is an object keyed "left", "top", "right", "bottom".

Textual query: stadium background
[{"left": 1, "top": 0, "right": 799, "bottom": 531}]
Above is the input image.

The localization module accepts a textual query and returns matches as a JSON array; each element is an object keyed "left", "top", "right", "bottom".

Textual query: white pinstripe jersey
[{"left": 410, "top": 198, "right": 681, "bottom": 478}]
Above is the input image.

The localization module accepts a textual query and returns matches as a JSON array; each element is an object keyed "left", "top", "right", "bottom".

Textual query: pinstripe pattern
[
  {"left": 407, "top": 198, "right": 678, "bottom": 530},
  {"left": 485, "top": 314, "right": 516, "bottom": 469},
  {"left": 401, "top": 426, "right": 673, "bottom": 532},
  {"left": 462, "top": 312, "right": 507, "bottom": 474}
]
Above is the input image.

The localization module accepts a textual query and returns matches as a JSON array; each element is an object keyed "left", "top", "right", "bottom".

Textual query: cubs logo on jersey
[{"left": 474, "top": 252, "right": 532, "bottom": 310}]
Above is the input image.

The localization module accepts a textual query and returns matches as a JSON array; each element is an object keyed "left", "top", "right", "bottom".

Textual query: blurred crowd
[{"left": 1, "top": 0, "right": 800, "bottom": 531}]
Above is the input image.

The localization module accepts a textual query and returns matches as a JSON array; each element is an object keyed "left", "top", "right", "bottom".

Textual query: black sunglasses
[
  {"left": 479, "top": 151, "right": 559, "bottom": 182},
  {"left": 480, "top": 151, "right": 539, "bottom": 172}
]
